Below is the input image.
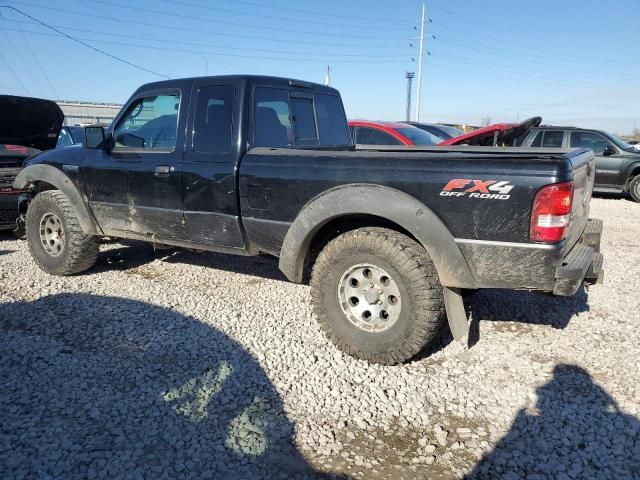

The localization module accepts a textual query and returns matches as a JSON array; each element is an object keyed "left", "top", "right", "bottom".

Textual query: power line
[
  {"left": 428, "top": 51, "right": 635, "bottom": 85},
  {"left": 222, "top": 0, "right": 405, "bottom": 23},
  {"left": 74, "top": 0, "right": 242, "bottom": 73},
  {"left": 430, "top": 19, "right": 631, "bottom": 65},
  {"left": 0, "top": 6, "right": 170, "bottom": 78},
  {"left": 85, "top": 0, "right": 409, "bottom": 40},
  {"left": 6, "top": 1, "right": 407, "bottom": 48},
  {"left": 1, "top": 17, "right": 410, "bottom": 58},
  {"left": 0, "top": 48, "right": 28, "bottom": 95},
  {"left": 153, "top": 0, "right": 410, "bottom": 31},
  {"left": 425, "top": 60, "right": 614, "bottom": 90},
  {"left": 432, "top": 34, "right": 634, "bottom": 76},
  {"left": 4, "top": 8, "right": 58, "bottom": 98},
  {"left": 0, "top": 21, "right": 40, "bottom": 94},
  {"left": 2, "top": 26, "right": 409, "bottom": 64}
]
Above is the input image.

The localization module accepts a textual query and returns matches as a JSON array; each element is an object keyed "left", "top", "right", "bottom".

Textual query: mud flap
[{"left": 443, "top": 287, "right": 469, "bottom": 341}]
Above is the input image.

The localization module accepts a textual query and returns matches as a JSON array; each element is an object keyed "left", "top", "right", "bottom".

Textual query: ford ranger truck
[{"left": 14, "top": 75, "right": 604, "bottom": 364}]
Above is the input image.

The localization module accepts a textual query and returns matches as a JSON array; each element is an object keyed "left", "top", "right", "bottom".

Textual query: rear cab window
[{"left": 253, "top": 86, "right": 350, "bottom": 148}]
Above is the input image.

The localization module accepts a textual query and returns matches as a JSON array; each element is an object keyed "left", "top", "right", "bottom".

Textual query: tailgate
[{"left": 564, "top": 149, "right": 595, "bottom": 251}]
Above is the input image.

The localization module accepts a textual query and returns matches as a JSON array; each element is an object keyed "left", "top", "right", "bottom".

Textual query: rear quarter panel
[{"left": 239, "top": 147, "right": 576, "bottom": 255}]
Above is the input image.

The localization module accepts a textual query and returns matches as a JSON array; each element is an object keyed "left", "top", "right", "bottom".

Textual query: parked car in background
[
  {"left": 56, "top": 125, "right": 85, "bottom": 148},
  {"left": 439, "top": 117, "right": 542, "bottom": 146},
  {"left": 401, "top": 122, "right": 464, "bottom": 141},
  {"left": 519, "top": 126, "right": 640, "bottom": 202},
  {"left": 348, "top": 120, "right": 442, "bottom": 146},
  {"left": 14, "top": 75, "right": 603, "bottom": 364},
  {"left": 0, "top": 95, "right": 63, "bottom": 233}
]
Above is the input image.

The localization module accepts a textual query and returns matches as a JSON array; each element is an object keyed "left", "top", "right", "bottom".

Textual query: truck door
[
  {"left": 570, "top": 131, "right": 623, "bottom": 187},
  {"left": 180, "top": 80, "right": 245, "bottom": 249},
  {"left": 83, "top": 89, "right": 186, "bottom": 239}
]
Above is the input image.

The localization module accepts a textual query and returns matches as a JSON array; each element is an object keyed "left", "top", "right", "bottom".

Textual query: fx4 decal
[{"left": 440, "top": 179, "right": 514, "bottom": 200}]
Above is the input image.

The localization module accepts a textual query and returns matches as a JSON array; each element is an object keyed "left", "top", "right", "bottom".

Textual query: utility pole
[
  {"left": 415, "top": 3, "right": 426, "bottom": 122},
  {"left": 405, "top": 72, "right": 415, "bottom": 122},
  {"left": 324, "top": 65, "right": 331, "bottom": 86}
]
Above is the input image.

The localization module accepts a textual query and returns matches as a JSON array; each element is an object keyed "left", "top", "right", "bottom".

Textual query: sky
[{"left": 0, "top": 0, "right": 638, "bottom": 134}]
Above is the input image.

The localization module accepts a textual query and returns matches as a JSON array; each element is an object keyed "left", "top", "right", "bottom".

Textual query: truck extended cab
[{"left": 15, "top": 75, "right": 604, "bottom": 364}]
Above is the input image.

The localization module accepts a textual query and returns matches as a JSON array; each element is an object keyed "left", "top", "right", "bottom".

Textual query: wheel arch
[
  {"left": 278, "top": 184, "right": 476, "bottom": 288},
  {"left": 625, "top": 161, "right": 640, "bottom": 187},
  {"left": 14, "top": 164, "right": 102, "bottom": 235}
]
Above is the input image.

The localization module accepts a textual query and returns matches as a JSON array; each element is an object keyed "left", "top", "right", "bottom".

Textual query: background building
[{"left": 56, "top": 100, "right": 122, "bottom": 126}]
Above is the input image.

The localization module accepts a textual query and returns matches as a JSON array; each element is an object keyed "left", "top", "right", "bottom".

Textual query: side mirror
[
  {"left": 84, "top": 126, "right": 106, "bottom": 149},
  {"left": 602, "top": 145, "right": 616, "bottom": 156}
]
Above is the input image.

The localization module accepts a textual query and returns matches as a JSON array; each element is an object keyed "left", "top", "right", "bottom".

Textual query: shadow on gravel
[
  {"left": 162, "top": 249, "right": 287, "bottom": 282},
  {"left": 85, "top": 240, "right": 288, "bottom": 282},
  {"left": 0, "top": 293, "right": 342, "bottom": 479},
  {"left": 465, "top": 288, "right": 590, "bottom": 347},
  {"left": 467, "top": 364, "right": 640, "bottom": 479},
  {"left": 0, "top": 249, "right": 15, "bottom": 256},
  {"left": 86, "top": 241, "right": 162, "bottom": 274}
]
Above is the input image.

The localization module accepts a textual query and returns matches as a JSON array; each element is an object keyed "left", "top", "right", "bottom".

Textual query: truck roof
[{"left": 136, "top": 75, "right": 340, "bottom": 95}]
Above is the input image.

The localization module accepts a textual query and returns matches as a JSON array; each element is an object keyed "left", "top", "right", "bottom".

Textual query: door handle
[{"left": 155, "top": 165, "right": 174, "bottom": 176}]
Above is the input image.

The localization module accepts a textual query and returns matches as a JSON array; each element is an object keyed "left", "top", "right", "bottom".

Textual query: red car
[
  {"left": 348, "top": 120, "right": 442, "bottom": 146},
  {"left": 439, "top": 116, "right": 542, "bottom": 146}
]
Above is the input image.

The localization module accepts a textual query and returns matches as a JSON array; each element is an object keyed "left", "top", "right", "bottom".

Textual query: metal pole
[
  {"left": 405, "top": 72, "right": 415, "bottom": 122},
  {"left": 415, "top": 3, "right": 426, "bottom": 122}
]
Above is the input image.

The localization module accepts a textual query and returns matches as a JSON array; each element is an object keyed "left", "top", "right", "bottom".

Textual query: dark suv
[{"left": 519, "top": 126, "right": 640, "bottom": 202}]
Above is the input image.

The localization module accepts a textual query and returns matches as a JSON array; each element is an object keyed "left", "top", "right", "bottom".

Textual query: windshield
[
  {"left": 607, "top": 132, "right": 634, "bottom": 150},
  {"left": 437, "top": 125, "right": 464, "bottom": 138},
  {"left": 68, "top": 127, "right": 85, "bottom": 144},
  {"left": 395, "top": 127, "right": 441, "bottom": 146}
]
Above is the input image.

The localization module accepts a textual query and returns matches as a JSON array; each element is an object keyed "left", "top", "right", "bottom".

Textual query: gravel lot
[{"left": 1, "top": 196, "right": 639, "bottom": 479}]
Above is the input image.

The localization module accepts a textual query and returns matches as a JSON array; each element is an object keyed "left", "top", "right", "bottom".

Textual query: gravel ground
[{"left": 1, "top": 196, "right": 639, "bottom": 479}]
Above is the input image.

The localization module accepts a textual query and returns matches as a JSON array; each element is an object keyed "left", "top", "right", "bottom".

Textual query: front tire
[
  {"left": 310, "top": 227, "right": 445, "bottom": 365},
  {"left": 629, "top": 175, "right": 640, "bottom": 203},
  {"left": 26, "top": 190, "right": 99, "bottom": 275}
]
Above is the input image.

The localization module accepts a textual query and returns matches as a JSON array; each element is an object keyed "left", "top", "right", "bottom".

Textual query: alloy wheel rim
[
  {"left": 337, "top": 263, "right": 402, "bottom": 333},
  {"left": 39, "top": 213, "right": 65, "bottom": 257}
]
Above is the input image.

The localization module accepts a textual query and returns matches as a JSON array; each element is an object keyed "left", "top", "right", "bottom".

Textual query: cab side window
[
  {"left": 530, "top": 131, "right": 542, "bottom": 147},
  {"left": 570, "top": 132, "right": 612, "bottom": 155},
  {"left": 254, "top": 87, "right": 292, "bottom": 148},
  {"left": 113, "top": 94, "right": 180, "bottom": 151},
  {"left": 356, "top": 127, "right": 403, "bottom": 145},
  {"left": 541, "top": 130, "right": 564, "bottom": 147},
  {"left": 193, "top": 86, "right": 235, "bottom": 154}
]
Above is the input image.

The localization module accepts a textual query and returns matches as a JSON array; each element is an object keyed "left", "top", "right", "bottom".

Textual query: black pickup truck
[{"left": 14, "top": 75, "right": 604, "bottom": 364}]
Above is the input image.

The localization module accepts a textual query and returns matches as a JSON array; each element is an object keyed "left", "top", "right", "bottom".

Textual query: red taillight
[
  {"left": 530, "top": 181, "right": 574, "bottom": 243},
  {"left": 4, "top": 144, "right": 33, "bottom": 155}
]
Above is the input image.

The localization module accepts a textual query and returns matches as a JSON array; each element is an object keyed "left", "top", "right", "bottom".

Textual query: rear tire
[
  {"left": 310, "top": 227, "right": 445, "bottom": 365},
  {"left": 26, "top": 190, "right": 99, "bottom": 275},
  {"left": 629, "top": 175, "right": 640, "bottom": 203}
]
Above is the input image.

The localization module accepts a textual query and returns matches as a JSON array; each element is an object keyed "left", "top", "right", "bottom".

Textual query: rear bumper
[
  {"left": 0, "top": 191, "right": 20, "bottom": 230},
  {"left": 455, "top": 218, "right": 604, "bottom": 295},
  {"left": 553, "top": 218, "right": 604, "bottom": 295}
]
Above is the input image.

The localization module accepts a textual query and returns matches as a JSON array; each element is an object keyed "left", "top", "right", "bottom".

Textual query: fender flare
[
  {"left": 14, "top": 163, "right": 102, "bottom": 235},
  {"left": 278, "top": 183, "right": 476, "bottom": 289}
]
